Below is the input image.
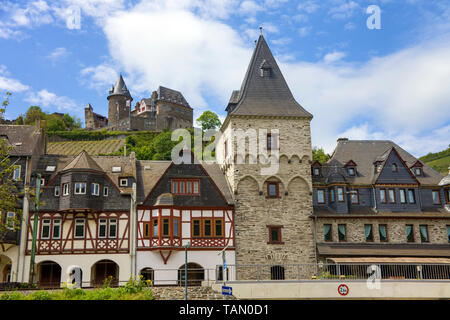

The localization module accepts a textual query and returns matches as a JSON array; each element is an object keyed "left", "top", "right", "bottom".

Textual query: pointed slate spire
[
  {"left": 226, "top": 35, "right": 312, "bottom": 118},
  {"left": 108, "top": 74, "right": 132, "bottom": 98},
  {"left": 62, "top": 150, "right": 104, "bottom": 172}
]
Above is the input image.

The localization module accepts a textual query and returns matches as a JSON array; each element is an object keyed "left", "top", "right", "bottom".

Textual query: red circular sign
[{"left": 338, "top": 284, "right": 349, "bottom": 296}]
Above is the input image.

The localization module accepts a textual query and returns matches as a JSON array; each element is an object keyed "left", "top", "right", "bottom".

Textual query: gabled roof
[
  {"left": 0, "top": 124, "right": 42, "bottom": 156},
  {"left": 156, "top": 86, "right": 191, "bottom": 108},
  {"left": 319, "top": 140, "right": 443, "bottom": 185},
  {"left": 226, "top": 35, "right": 312, "bottom": 118},
  {"left": 62, "top": 150, "right": 104, "bottom": 172},
  {"left": 108, "top": 74, "right": 132, "bottom": 98}
]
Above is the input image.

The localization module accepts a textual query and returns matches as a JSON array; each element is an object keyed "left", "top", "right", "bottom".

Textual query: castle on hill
[{"left": 84, "top": 75, "right": 193, "bottom": 131}]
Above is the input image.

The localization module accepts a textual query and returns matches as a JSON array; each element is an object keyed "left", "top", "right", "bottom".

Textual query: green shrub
[
  {"left": 1, "top": 292, "right": 25, "bottom": 300},
  {"left": 28, "top": 291, "right": 52, "bottom": 300}
]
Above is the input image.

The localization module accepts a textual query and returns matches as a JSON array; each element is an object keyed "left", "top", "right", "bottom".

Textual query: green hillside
[{"left": 419, "top": 147, "right": 450, "bottom": 175}]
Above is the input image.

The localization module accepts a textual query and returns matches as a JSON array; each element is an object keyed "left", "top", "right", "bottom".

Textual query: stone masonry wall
[{"left": 219, "top": 116, "right": 315, "bottom": 280}]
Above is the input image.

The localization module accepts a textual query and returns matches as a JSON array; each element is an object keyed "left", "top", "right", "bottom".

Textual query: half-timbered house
[
  {"left": 135, "top": 159, "right": 235, "bottom": 285},
  {"left": 24, "top": 151, "right": 137, "bottom": 287},
  {"left": 0, "top": 123, "right": 45, "bottom": 287}
]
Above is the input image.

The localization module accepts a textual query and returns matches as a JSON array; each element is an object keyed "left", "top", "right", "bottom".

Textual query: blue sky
[{"left": 0, "top": 0, "right": 449, "bottom": 156}]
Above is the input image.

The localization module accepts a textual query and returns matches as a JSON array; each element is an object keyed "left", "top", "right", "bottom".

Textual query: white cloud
[
  {"left": 328, "top": 1, "right": 360, "bottom": 20},
  {"left": 323, "top": 51, "right": 346, "bottom": 63},
  {"left": 0, "top": 66, "right": 30, "bottom": 92},
  {"left": 25, "top": 89, "right": 78, "bottom": 111},
  {"left": 239, "top": 1, "right": 263, "bottom": 15},
  {"left": 80, "top": 64, "right": 118, "bottom": 92},
  {"left": 297, "top": 0, "right": 319, "bottom": 14},
  {"left": 298, "top": 26, "right": 312, "bottom": 37},
  {"left": 283, "top": 39, "right": 450, "bottom": 156},
  {"left": 47, "top": 47, "right": 69, "bottom": 61},
  {"left": 97, "top": 3, "right": 252, "bottom": 110}
]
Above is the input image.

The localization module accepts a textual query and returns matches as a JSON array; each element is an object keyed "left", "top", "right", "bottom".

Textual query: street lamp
[{"left": 183, "top": 242, "right": 190, "bottom": 300}]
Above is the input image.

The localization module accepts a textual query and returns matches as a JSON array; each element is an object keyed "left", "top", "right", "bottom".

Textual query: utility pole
[
  {"left": 183, "top": 242, "right": 190, "bottom": 300},
  {"left": 28, "top": 174, "right": 41, "bottom": 284}
]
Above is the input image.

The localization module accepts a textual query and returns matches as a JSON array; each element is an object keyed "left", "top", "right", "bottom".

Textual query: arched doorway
[
  {"left": 37, "top": 261, "right": 62, "bottom": 288},
  {"left": 0, "top": 254, "right": 12, "bottom": 284},
  {"left": 270, "top": 265, "right": 285, "bottom": 280},
  {"left": 91, "top": 260, "right": 119, "bottom": 287},
  {"left": 2, "top": 264, "right": 11, "bottom": 283},
  {"left": 140, "top": 268, "right": 154, "bottom": 284},
  {"left": 178, "top": 263, "right": 204, "bottom": 286}
]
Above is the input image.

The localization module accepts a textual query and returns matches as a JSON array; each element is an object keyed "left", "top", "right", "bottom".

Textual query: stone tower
[
  {"left": 107, "top": 74, "right": 133, "bottom": 129},
  {"left": 217, "top": 35, "right": 315, "bottom": 278}
]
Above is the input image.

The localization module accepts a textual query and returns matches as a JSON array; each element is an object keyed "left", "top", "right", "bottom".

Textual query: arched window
[{"left": 392, "top": 163, "right": 398, "bottom": 172}]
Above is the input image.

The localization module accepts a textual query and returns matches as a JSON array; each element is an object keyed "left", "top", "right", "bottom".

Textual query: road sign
[
  {"left": 223, "top": 262, "right": 227, "bottom": 270},
  {"left": 222, "top": 286, "right": 232, "bottom": 296},
  {"left": 338, "top": 284, "right": 349, "bottom": 296}
]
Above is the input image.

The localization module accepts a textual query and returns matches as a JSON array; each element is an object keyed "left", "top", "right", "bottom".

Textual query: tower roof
[
  {"left": 62, "top": 150, "right": 104, "bottom": 172},
  {"left": 108, "top": 74, "right": 132, "bottom": 99},
  {"left": 226, "top": 35, "right": 312, "bottom": 118}
]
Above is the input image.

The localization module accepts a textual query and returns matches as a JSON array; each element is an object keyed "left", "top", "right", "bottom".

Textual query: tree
[
  {"left": 46, "top": 114, "right": 66, "bottom": 132},
  {"left": 312, "top": 147, "right": 330, "bottom": 163},
  {"left": 62, "top": 113, "right": 81, "bottom": 130},
  {"left": 0, "top": 92, "right": 22, "bottom": 246},
  {"left": 24, "top": 106, "right": 46, "bottom": 125},
  {"left": 151, "top": 131, "right": 178, "bottom": 160},
  {"left": 196, "top": 111, "right": 221, "bottom": 131}
]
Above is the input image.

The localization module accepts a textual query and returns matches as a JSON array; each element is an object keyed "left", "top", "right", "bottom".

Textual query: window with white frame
[
  {"left": 119, "top": 178, "right": 128, "bottom": 187},
  {"left": 41, "top": 219, "right": 51, "bottom": 239},
  {"left": 63, "top": 183, "right": 70, "bottom": 196},
  {"left": 13, "top": 165, "right": 21, "bottom": 181},
  {"left": 98, "top": 218, "right": 107, "bottom": 238},
  {"left": 74, "top": 182, "right": 87, "bottom": 194},
  {"left": 53, "top": 219, "right": 61, "bottom": 239},
  {"left": 91, "top": 183, "right": 100, "bottom": 196},
  {"left": 109, "top": 219, "right": 117, "bottom": 238},
  {"left": 74, "top": 219, "right": 85, "bottom": 238},
  {"left": 54, "top": 186, "right": 60, "bottom": 197},
  {"left": 103, "top": 186, "right": 109, "bottom": 197},
  {"left": 6, "top": 212, "right": 15, "bottom": 230}
]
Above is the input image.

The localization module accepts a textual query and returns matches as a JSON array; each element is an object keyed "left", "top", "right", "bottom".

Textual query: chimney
[{"left": 337, "top": 138, "right": 348, "bottom": 143}]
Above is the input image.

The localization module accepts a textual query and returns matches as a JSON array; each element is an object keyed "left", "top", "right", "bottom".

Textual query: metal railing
[
  {"left": 2, "top": 263, "right": 450, "bottom": 291},
  {"left": 220, "top": 263, "right": 450, "bottom": 281}
]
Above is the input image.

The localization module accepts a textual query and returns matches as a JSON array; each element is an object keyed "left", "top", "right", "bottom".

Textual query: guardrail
[{"left": 219, "top": 263, "right": 450, "bottom": 281}]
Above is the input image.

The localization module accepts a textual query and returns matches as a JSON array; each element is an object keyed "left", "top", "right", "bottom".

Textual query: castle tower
[
  {"left": 107, "top": 74, "right": 133, "bottom": 129},
  {"left": 217, "top": 34, "right": 315, "bottom": 278}
]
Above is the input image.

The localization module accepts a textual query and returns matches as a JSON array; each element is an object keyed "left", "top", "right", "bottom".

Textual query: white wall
[{"left": 137, "top": 250, "right": 235, "bottom": 285}]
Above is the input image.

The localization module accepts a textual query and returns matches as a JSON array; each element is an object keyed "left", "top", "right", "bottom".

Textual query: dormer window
[
  {"left": 112, "top": 166, "right": 122, "bottom": 173},
  {"left": 120, "top": 178, "right": 128, "bottom": 187},
  {"left": 345, "top": 160, "right": 357, "bottom": 176},
  {"left": 312, "top": 161, "right": 322, "bottom": 176},
  {"left": 260, "top": 59, "right": 272, "bottom": 77},
  {"left": 414, "top": 167, "right": 422, "bottom": 176},
  {"left": 410, "top": 161, "right": 423, "bottom": 176}
]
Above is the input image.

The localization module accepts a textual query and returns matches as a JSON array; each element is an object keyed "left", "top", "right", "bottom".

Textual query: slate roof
[
  {"left": 226, "top": 35, "right": 312, "bottom": 118},
  {"left": 156, "top": 86, "right": 191, "bottom": 108},
  {"left": 0, "top": 124, "right": 42, "bottom": 156},
  {"left": 108, "top": 74, "right": 132, "bottom": 98},
  {"left": 62, "top": 150, "right": 104, "bottom": 172},
  {"left": 135, "top": 160, "right": 234, "bottom": 205},
  {"left": 35, "top": 153, "right": 136, "bottom": 192},
  {"left": 314, "top": 140, "right": 443, "bottom": 186}
]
